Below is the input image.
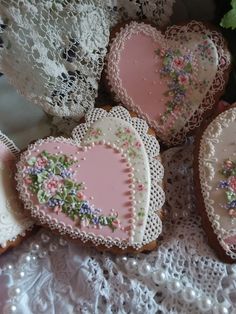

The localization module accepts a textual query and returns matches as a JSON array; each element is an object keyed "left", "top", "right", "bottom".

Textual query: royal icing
[
  {"left": 0, "top": 131, "right": 33, "bottom": 248},
  {"left": 106, "top": 21, "right": 230, "bottom": 145},
  {"left": 16, "top": 114, "right": 165, "bottom": 249},
  {"left": 198, "top": 107, "right": 236, "bottom": 259}
]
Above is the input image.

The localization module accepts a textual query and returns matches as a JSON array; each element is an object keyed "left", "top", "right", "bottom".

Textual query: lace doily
[
  {"left": 0, "top": 142, "right": 235, "bottom": 314},
  {"left": 0, "top": 0, "right": 175, "bottom": 119}
]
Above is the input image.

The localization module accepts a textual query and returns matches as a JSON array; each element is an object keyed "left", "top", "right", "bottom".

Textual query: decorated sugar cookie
[
  {"left": 195, "top": 105, "right": 236, "bottom": 262},
  {"left": 0, "top": 131, "right": 33, "bottom": 254},
  {"left": 16, "top": 106, "right": 165, "bottom": 253},
  {"left": 105, "top": 21, "right": 231, "bottom": 145}
]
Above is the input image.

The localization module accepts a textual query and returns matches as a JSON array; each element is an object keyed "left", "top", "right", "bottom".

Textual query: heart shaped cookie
[
  {"left": 106, "top": 21, "right": 231, "bottom": 145},
  {"left": 16, "top": 107, "right": 165, "bottom": 252},
  {"left": 195, "top": 105, "right": 236, "bottom": 262},
  {"left": 0, "top": 131, "right": 33, "bottom": 254}
]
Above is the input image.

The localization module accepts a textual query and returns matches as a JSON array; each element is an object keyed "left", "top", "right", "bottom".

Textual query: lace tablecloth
[{"left": 1, "top": 1, "right": 235, "bottom": 314}]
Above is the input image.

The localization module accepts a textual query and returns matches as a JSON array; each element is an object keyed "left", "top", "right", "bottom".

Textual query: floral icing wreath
[
  {"left": 25, "top": 151, "right": 119, "bottom": 231},
  {"left": 218, "top": 159, "right": 236, "bottom": 217}
]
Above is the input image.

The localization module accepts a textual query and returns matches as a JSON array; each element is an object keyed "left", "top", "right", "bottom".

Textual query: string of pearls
[
  {"left": 0, "top": 232, "right": 233, "bottom": 314},
  {"left": 1, "top": 233, "right": 68, "bottom": 314},
  {"left": 116, "top": 256, "right": 230, "bottom": 314}
]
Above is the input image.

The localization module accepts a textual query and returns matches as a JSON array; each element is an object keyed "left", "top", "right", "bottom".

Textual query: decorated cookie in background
[
  {"left": 16, "top": 106, "right": 165, "bottom": 253},
  {"left": 194, "top": 105, "right": 236, "bottom": 262},
  {"left": 105, "top": 21, "right": 231, "bottom": 146},
  {"left": 0, "top": 131, "right": 33, "bottom": 255}
]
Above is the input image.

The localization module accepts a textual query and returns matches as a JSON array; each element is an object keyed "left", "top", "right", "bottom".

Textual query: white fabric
[{"left": 0, "top": 0, "right": 174, "bottom": 120}]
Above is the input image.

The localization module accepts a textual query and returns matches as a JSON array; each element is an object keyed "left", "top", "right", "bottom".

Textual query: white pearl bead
[
  {"left": 138, "top": 262, "right": 152, "bottom": 276},
  {"left": 121, "top": 256, "right": 128, "bottom": 263},
  {"left": 9, "top": 287, "right": 21, "bottom": 298},
  {"left": 167, "top": 280, "right": 182, "bottom": 294},
  {"left": 6, "top": 264, "right": 13, "bottom": 271},
  {"left": 19, "top": 271, "right": 25, "bottom": 278},
  {"left": 31, "top": 255, "right": 37, "bottom": 261},
  {"left": 213, "top": 305, "right": 229, "bottom": 314},
  {"left": 30, "top": 243, "right": 40, "bottom": 252},
  {"left": 125, "top": 258, "right": 138, "bottom": 273},
  {"left": 25, "top": 255, "right": 31, "bottom": 262},
  {"left": 152, "top": 271, "right": 167, "bottom": 284},
  {"left": 11, "top": 305, "right": 17, "bottom": 313},
  {"left": 197, "top": 297, "right": 212, "bottom": 312},
  {"left": 181, "top": 288, "right": 197, "bottom": 303},
  {"left": 3, "top": 304, "right": 17, "bottom": 314}
]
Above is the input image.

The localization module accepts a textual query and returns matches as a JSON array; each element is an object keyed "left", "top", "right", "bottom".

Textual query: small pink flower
[
  {"left": 229, "top": 209, "right": 236, "bottom": 217},
  {"left": 35, "top": 157, "right": 48, "bottom": 168},
  {"left": 44, "top": 176, "right": 63, "bottom": 195},
  {"left": 25, "top": 177, "right": 32, "bottom": 185},
  {"left": 125, "top": 128, "right": 131, "bottom": 133},
  {"left": 135, "top": 141, "right": 141, "bottom": 148},
  {"left": 122, "top": 141, "right": 129, "bottom": 149},
  {"left": 178, "top": 74, "right": 189, "bottom": 86},
  {"left": 228, "top": 176, "right": 236, "bottom": 193},
  {"left": 54, "top": 206, "right": 62, "bottom": 214},
  {"left": 172, "top": 57, "right": 185, "bottom": 70},
  {"left": 160, "top": 49, "right": 166, "bottom": 57},
  {"left": 77, "top": 192, "right": 86, "bottom": 200},
  {"left": 224, "top": 160, "right": 233, "bottom": 170},
  {"left": 137, "top": 183, "right": 145, "bottom": 192},
  {"left": 112, "top": 219, "right": 120, "bottom": 228}
]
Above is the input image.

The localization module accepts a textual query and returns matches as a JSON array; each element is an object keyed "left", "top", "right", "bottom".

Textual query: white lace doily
[
  {"left": 0, "top": 0, "right": 174, "bottom": 119},
  {"left": 0, "top": 142, "right": 236, "bottom": 314}
]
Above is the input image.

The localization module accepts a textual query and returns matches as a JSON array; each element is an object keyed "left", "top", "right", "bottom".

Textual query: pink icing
[
  {"left": 22, "top": 141, "right": 133, "bottom": 240},
  {"left": 224, "top": 235, "right": 236, "bottom": 246},
  {"left": 118, "top": 32, "right": 168, "bottom": 120}
]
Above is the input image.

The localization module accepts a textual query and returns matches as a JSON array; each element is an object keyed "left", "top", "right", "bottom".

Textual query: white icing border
[
  {"left": 0, "top": 130, "right": 34, "bottom": 248},
  {"left": 198, "top": 107, "right": 236, "bottom": 260},
  {"left": 106, "top": 21, "right": 231, "bottom": 146}
]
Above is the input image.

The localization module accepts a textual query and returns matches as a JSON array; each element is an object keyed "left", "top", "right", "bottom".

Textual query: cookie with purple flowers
[
  {"left": 105, "top": 21, "right": 231, "bottom": 146},
  {"left": 194, "top": 105, "right": 236, "bottom": 262},
  {"left": 15, "top": 106, "right": 165, "bottom": 253}
]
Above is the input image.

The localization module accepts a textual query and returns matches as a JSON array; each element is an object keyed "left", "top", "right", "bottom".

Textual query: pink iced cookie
[
  {"left": 106, "top": 21, "right": 231, "bottom": 145},
  {"left": 16, "top": 111, "right": 165, "bottom": 253}
]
